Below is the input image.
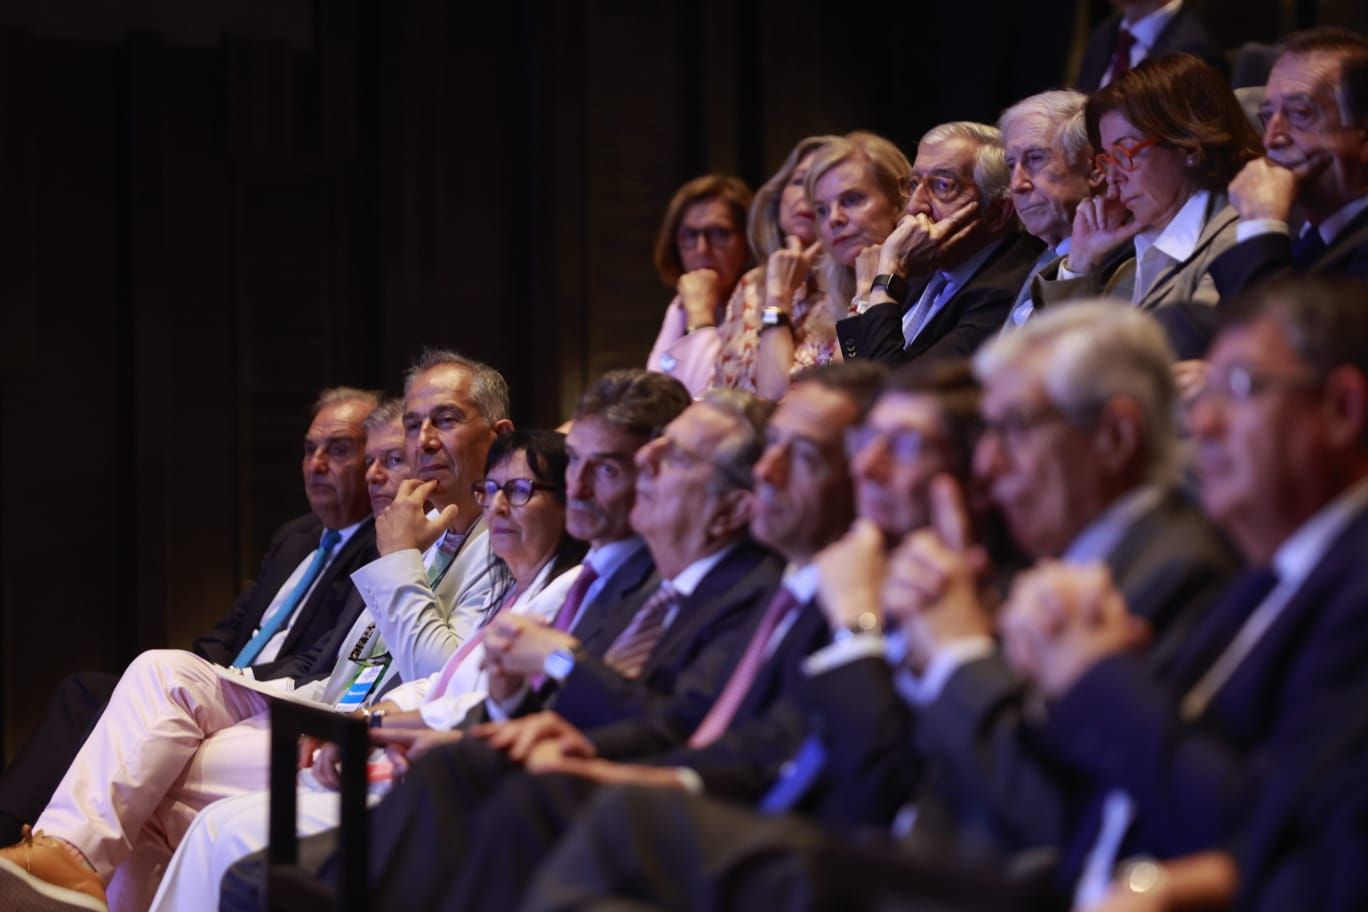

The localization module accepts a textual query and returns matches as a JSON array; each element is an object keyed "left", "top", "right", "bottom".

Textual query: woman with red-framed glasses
[{"left": 1038, "top": 53, "right": 1262, "bottom": 311}]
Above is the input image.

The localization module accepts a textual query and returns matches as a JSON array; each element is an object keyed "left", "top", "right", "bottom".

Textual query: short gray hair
[
  {"left": 973, "top": 301, "right": 1178, "bottom": 484},
  {"left": 402, "top": 349, "right": 511, "bottom": 424},
  {"left": 696, "top": 387, "right": 775, "bottom": 494},
  {"left": 362, "top": 397, "right": 404, "bottom": 435},
  {"left": 313, "top": 386, "right": 382, "bottom": 417},
  {"left": 997, "top": 90, "right": 1091, "bottom": 170},
  {"left": 919, "top": 121, "right": 1010, "bottom": 203}
]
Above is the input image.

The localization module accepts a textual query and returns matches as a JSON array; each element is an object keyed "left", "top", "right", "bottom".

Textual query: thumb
[
  {"left": 803, "top": 239, "right": 823, "bottom": 260},
  {"left": 929, "top": 474, "right": 972, "bottom": 552}
]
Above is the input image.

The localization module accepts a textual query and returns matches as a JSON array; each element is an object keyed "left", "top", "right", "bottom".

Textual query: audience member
[
  {"left": 1210, "top": 27, "right": 1368, "bottom": 292},
  {"left": 1042, "top": 54, "right": 1262, "bottom": 309},
  {"left": 712, "top": 134, "right": 845, "bottom": 399},
  {"left": 646, "top": 174, "right": 754, "bottom": 395},
  {"left": 836, "top": 121, "right": 1045, "bottom": 364},
  {"left": 1076, "top": 0, "right": 1225, "bottom": 92}
]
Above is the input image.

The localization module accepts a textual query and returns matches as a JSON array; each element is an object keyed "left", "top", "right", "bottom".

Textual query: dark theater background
[{"left": 0, "top": 0, "right": 1352, "bottom": 760}]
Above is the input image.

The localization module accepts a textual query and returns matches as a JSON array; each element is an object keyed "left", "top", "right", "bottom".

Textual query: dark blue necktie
[
  {"left": 232, "top": 528, "right": 342, "bottom": 667},
  {"left": 1291, "top": 228, "right": 1328, "bottom": 270}
]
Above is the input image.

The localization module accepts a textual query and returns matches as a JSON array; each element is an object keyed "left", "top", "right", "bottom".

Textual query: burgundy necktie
[
  {"left": 528, "top": 565, "right": 602, "bottom": 690},
  {"left": 688, "top": 587, "right": 800, "bottom": 748},
  {"left": 1108, "top": 27, "right": 1136, "bottom": 84},
  {"left": 602, "top": 581, "right": 677, "bottom": 680}
]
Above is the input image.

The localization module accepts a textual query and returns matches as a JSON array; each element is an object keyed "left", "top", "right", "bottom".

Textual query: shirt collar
[
  {"left": 1272, "top": 476, "right": 1368, "bottom": 585},
  {"left": 669, "top": 541, "right": 740, "bottom": 597},
  {"left": 936, "top": 236, "right": 1004, "bottom": 293},
  {"left": 1124, "top": 0, "right": 1183, "bottom": 49},
  {"left": 584, "top": 536, "right": 647, "bottom": 580},
  {"left": 1054, "top": 236, "right": 1072, "bottom": 257},
  {"left": 1135, "top": 189, "right": 1210, "bottom": 265},
  {"left": 326, "top": 517, "right": 367, "bottom": 550},
  {"left": 1064, "top": 484, "right": 1165, "bottom": 564},
  {"left": 782, "top": 561, "right": 821, "bottom": 604},
  {"left": 1315, "top": 194, "right": 1368, "bottom": 246}
]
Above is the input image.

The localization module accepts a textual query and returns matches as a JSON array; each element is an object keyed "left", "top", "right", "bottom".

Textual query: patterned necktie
[
  {"left": 901, "top": 273, "right": 949, "bottom": 347},
  {"left": 232, "top": 528, "right": 342, "bottom": 667},
  {"left": 426, "top": 530, "right": 465, "bottom": 586},
  {"left": 529, "top": 565, "right": 602, "bottom": 690},
  {"left": 602, "top": 581, "right": 677, "bottom": 680},
  {"left": 1291, "top": 227, "right": 1328, "bottom": 270},
  {"left": 688, "top": 586, "right": 800, "bottom": 748},
  {"left": 1108, "top": 27, "right": 1136, "bottom": 84}
]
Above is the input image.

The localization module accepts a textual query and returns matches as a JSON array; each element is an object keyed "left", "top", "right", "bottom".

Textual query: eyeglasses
[
  {"left": 657, "top": 435, "right": 754, "bottom": 489},
  {"left": 676, "top": 226, "right": 737, "bottom": 248},
  {"left": 908, "top": 174, "right": 965, "bottom": 203},
  {"left": 1194, "top": 364, "right": 1323, "bottom": 404},
  {"left": 844, "top": 426, "right": 943, "bottom": 462},
  {"left": 981, "top": 404, "right": 1074, "bottom": 448},
  {"left": 471, "top": 477, "right": 560, "bottom": 507},
  {"left": 1093, "top": 138, "right": 1160, "bottom": 173}
]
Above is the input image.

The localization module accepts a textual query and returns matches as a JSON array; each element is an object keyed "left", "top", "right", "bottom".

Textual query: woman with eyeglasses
[
  {"left": 1040, "top": 53, "right": 1262, "bottom": 310},
  {"left": 646, "top": 174, "right": 754, "bottom": 396},
  {"left": 709, "top": 134, "right": 846, "bottom": 399}
]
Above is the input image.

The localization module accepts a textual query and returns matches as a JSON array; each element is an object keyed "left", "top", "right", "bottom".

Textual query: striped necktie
[
  {"left": 602, "top": 581, "right": 677, "bottom": 680},
  {"left": 232, "top": 528, "right": 342, "bottom": 667}
]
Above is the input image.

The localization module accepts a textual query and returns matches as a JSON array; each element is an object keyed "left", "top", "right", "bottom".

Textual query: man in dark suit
[
  {"left": 994, "top": 275, "right": 1368, "bottom": 907},
  {"left": 836, "top": 121, "right": 1044, "bottom": 367},
  {"left": 521, "top": 304, "right": 1238, "bottom": 911},
  {"left": 1209, "top": 28, "right": 1368, "bottom": 295},
  {"left": 1075, "top": 0, "right": 1225, "bottom": 92},
  {"left": 0, "top": 387, "right": 380, "bottom": 845},
  {"left": 228, "top": 366, "right": 881, "bottom": 912}
]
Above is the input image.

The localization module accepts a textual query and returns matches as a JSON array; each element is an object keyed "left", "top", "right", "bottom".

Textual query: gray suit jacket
[
  {"left": 1037, "top": 193, "right": 1239, "bottom": 310},
  {"left": 909, "top": 488, "right": 1239, "bottom": 856}
]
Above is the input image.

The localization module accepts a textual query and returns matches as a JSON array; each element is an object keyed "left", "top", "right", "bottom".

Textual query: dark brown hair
[
  {"left": 651, "top": 174, "right": 753, "bottom": 286},
  {"left": 1086, "top": 53, "right": 1263, "bottom": 190}
]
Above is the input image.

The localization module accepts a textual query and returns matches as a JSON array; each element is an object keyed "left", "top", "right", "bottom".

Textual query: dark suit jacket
[
  {"left": 191, "top": 513, "right": 378, "bottom": 673},
  {"left": 1208, "top": 204, "right": 1368, "bottom": 297},
  {"left": 1075, "top": 6, "right": 1226, "bottom": 92},
  {"left": 1045, "top": 503, "right": 1368, "bottom": 877},
  {"left": 836, "top": 231, "right": 1045, "bottom": 367},
  {"left": 581, "top": 541, "right": 787, "bottom": 759},
  {"left": 898, "top": 488, "right": 1239, "bottom": 855}
]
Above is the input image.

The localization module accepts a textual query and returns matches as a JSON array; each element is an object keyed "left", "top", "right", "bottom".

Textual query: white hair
[
  {"left": 997, "top": 89, "right": 1091, "bottom": 170},
  {"left": 973, "top": 301, "right": 1179, "bottom": 484},
  {"left": 919, "top": 121, "right": 1010, "bottom": 202}
]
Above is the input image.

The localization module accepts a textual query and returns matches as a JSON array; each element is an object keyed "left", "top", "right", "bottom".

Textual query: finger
[
  {"left": 803, "top": 240, "right": 823, "bottom": 260},
  {"left": 942, "top": 199, "right": 980, "bottom": 229},
  {"left": 383, "top": 745, "right": 411, "bottom": 778},
  {"left": 435, "top": 504, "right": 459, "bottom": 527},
  {"left": 368, "top": 728, "right": 421, "bottom": 747},
  {"left": 928, "top": 474, "right": 973, "bottom": 552},
  {"left": 937, "top": 217, "right": 980, "bottom": 250}
]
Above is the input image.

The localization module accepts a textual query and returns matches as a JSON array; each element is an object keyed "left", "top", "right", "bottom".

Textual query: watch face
[{"left": 544, "top": 649, "right": 576, "bottom": 681}]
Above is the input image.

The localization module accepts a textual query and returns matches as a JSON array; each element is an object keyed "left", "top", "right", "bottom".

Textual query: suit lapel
[
  {"left": 1137, "top": 195, "right": 1236, "bottom": 309},
  {"left": 274, "top": 517, "right": 377, "bottom": 657},
  {"left": 1316, "top": 204, "right": 1368, "bottom": 274}
]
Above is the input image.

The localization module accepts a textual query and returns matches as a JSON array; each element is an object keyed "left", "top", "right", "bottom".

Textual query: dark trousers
[{"left": 0, "top": 671, "right": 116, "bottom": 843}]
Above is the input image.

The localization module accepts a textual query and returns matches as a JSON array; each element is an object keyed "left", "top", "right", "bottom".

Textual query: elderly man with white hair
[{"left": 836, "top": 120, "right": 1045, "bottom": 366}]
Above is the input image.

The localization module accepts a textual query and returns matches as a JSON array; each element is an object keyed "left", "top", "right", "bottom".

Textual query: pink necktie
[
  {"left": 602, "top": 582, "right": 677, "bottom": 681},
  {"left": 528, "top": 565, "right": 602, "bottom": 690},
  {"left": 430, "top": 589, "right": 517, "bottom": 698},
  {"left": 688, "top": 587, "right": 800, "bottom": 748}
]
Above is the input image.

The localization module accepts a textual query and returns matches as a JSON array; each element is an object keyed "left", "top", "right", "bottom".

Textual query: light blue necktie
[
  {"left": 901, "top": 273, "right": 949, "bottom": 347},
  {"left": 232, "top": 528, "right": 342, "bottom": 667}
]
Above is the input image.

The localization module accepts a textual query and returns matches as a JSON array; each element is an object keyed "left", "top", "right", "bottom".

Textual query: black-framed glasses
[
  {"left": 844, "top": 426, "right": 943, "bottom": 462},
  {"left": 1195, "top": 363, "right": 1323, "bottom": 404},
  {"left": 1093, "top": 138, "right": 1160, "bottom": 173},
  {"left": 471, "top": 477, "right": 559, "bottom": 507},
  {"left": 676, "top": 226, "right": 737, "bottom": 248}
]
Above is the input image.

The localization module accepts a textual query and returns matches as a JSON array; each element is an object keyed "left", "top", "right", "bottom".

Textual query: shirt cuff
[
  {"left": 1236, "top": 218, "right": 1289, "bottom": 243},
  {"left": 674, "top": 767, "right": 705, "bottom": 795},
  {"left": 418, "top": 692, "right": 484, "bottom": 731},
  {"left": 802, "top": 634, "right": 888, "bottom": 676},
  {"left": 1057, "top": 259, "right": 1086, "bottom": 280},
  {"left": 898, "top": 637, "right": 996, "bottom": 706}
]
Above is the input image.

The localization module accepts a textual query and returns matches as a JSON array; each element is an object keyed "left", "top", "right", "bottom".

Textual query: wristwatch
[
  {"left": 543, "top": 647, "right": 578, "bottom": 683},
  {"left": 760, "top": 306, "right": 792, "bottom": 330},
  {"left": 870, "top": 273, "right": 909, "bottom": 303},
  {"left": 833, "top": 610, "right": 883, "bottom": 642}
]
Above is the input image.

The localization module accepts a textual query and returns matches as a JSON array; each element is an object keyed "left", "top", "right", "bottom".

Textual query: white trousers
[{"left": 35, "top": 650, "right": 276, "bottom": 912}]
